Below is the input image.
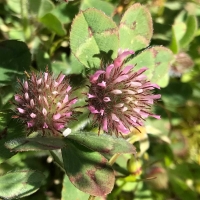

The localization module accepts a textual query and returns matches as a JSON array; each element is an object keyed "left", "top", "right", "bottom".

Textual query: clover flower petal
[
  {"left": 87, "top": 49, "right": 161, "bottom": 136},
  {"left": 14, "top": 71, "right": 77, "bottom": 136}
]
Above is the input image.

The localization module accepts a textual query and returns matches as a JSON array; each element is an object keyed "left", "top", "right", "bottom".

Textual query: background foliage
[{"left": 0, "top": 0, "right": 200, "bottom": 199}]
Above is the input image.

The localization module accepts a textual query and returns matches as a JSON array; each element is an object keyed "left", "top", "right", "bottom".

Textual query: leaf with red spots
[{"left": 62, "top": 140, "right": 115, "bottom": 196}]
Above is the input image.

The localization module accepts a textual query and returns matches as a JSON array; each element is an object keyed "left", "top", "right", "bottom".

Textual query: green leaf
[
  {"left": 0, "top": 170, "right": 45, "bottom": 199},
  {"left": 70, "top": 8, "right": 119, "bottom": 68},
  {"left": 126, "top": 46, "right": 173, "bottom": 87},
  {"left": 51, "top": 54, "right": 85, "bottom": 75},
  {"left": 171, "top": 178, "right": 198, "bottom": 200},
  {"left": 119, "top": 3, "right": 153, "bottom": 51},
  {"left": 151, "top": 47, "right": 173, "bottom": 87},
  {"left": 66, "top": 132, "right": 136, "bottom": 158},
  {"left": 61, "top": 175, "right": 89, "bottom": 200},
  {"left": 40, "top": 13, "right": 66, "bottom": 36},
  {"left": 34, "top": 49, "right": 51, "bottom": 71},
  {"left": 7, "top": 0, "right": 27, "bottom": 14},
  {"left": 49, "top": 150, "right": 64, "bottom": 171},
  {"left": 62, "top": 141, "right": 115, "bottom": 196},
  {"left": 51, "top": 2, "right": 80, "bottom": 24},
  {"left": 5, "top": 137, "right": 66, "bottom": 152},
  {"left": 0, "top": 112, "right": 25, "bottom": 164},
  {"left": 169, "top": 165, "right": 198, "bottom": 200},
  {"left": 0, "top": 85, "right": 15, "bottom": 109},
  {"left": 170, "top": 26, "right": 180, "bottom": 54},
  {"left": 0, "top": 40, "right": 31, "bottom": 85},
  {"left": 160, "top": 80, "right": 193, "bottom": 107},
  {"left": 157, "top": 72, "right": 170, "bottom": 88},
  {"left": 180, "top": 15, "right": 198, "bottom": 48},
  {"left": 172, "top": 11, "right": 186, "bottom": 42},
  {"left": 80, "top": 0, "right": 115, "bottom": 16},
  {"left": 29, "top": 0, "right": 55, "bottom": 18},
  {"left": 146, "top": 118, "right": 171, "bottom": 143},
  {"left": 67, "top": 53, "right": 85, "bottom": 74}
]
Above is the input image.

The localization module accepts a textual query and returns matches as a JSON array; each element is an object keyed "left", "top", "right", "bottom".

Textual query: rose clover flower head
[
  {"left": 87, "top": 49, "right": 161, "bottom": 136},
  {"left": 13, "top": 71, "right": 77, "bottom": 136}
]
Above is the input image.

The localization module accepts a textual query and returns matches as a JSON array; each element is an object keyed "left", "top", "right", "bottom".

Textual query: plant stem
[
  {"left": 109, "top": 153, "right": 121, "bottom": 165},
  {"left": 111, "top": 181, "right": 126, "bottom": 197},
  {"left": 48, "top": 32, "right": 56, "bottom": 55}
]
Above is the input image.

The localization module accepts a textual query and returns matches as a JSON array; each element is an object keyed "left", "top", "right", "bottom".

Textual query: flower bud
[{"left": 127, "top": 156, "right": 142, "bottom": 176}]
